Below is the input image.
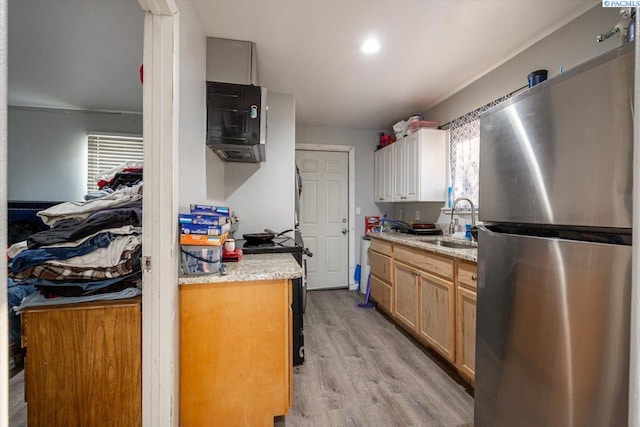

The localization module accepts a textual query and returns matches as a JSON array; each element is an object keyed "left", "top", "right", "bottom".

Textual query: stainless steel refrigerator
[{"left": 476, "top": 43, "right": 634, "bottom": 427}]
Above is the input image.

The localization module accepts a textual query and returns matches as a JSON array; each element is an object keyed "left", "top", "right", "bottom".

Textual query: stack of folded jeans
[{"left": 9, "top": 184, "right": 143, "bottom": 308}]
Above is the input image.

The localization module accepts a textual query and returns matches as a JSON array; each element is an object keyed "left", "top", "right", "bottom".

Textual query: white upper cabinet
[
  {"left": 374, "top": 143, "right": 394, "bottom": 202},
  {"left": 393, "top": 137, "right": 406, "bottom": 201},
  {"left": 374, "top": 128, "right": 446, "bottom": 203}
]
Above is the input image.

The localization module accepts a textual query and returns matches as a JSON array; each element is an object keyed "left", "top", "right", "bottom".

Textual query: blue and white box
[
  {"left": 179, "top": 213, "right": 227, "bottom": 226},
  {"left": 180, "top": 222, "right": 231, "bottom": 236},
  {"left": 189, "top": 204, "right": 230, "bottom": 217}
]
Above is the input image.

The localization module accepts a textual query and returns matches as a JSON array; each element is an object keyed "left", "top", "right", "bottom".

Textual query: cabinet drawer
[
  {"left": 370, "top": 251, "right": 392, "bottom": 283},
  {"left": 370, "top": 238, "right": 392, "bottom": 256},
  {"left": 394, "top": 245, "right": 454, "bottom": 280},
  {"left": 458, "top": 262, "right": 478, "bottom": 289},
  {"left": 370, "top": 275, "right": 392, "bottom": 314}
]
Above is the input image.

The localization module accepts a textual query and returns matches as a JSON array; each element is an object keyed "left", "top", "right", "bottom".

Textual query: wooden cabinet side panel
[
  {"left": 180, "top": 280, "right": 290, "bottom": 427},
  {"left": 419, "top": 274, "right": 455, "bottom": 363},
  {"left": 25, "top": 302, "right": 141, "bottom": 427},
  {"left": 456, "top": 286, "right": 477, "bottom": 383}
]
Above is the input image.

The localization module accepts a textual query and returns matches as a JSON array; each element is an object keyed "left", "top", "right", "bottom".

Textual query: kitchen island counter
[
  {"left": 179, "top": 253, "right": 303, "bottom": 285},
  {"left": 368, "top": 231, "right": 477, "bottom": 262}
]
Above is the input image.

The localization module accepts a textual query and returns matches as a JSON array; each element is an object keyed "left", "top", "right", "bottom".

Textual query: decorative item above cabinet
[{"left": 374, "top": 128, "right": 446, "bottom": 203}]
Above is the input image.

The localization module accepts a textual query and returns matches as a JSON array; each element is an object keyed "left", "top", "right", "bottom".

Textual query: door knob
[{"left": 342, "top": 228, "right": 348, "bottom": 234}]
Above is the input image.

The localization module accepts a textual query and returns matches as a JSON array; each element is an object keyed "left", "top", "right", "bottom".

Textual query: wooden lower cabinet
[
  {"left": 456, "top": 285, "right": 477, "bottom": 384},
  {"left": 180, "top": 279, "right": 292, "bottom": 427},
  {"left": 22, "top": 298, "right": 142, "bottom": 427},
  {"left": 369, "top": 237, "right": 478, "bottom": 386},
  {"left": 393, "top": 261, "right": 419, "bottom": 332},
  {"left": 418, "top": 272, "right": 455, "bottom": 363}
]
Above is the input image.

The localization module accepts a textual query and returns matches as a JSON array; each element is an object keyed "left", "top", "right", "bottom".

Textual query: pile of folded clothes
[{"left": 9, "top": 182, "right": 143, "bottom": 312}]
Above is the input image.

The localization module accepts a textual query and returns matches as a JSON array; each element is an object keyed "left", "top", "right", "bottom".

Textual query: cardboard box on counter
[
  {"left": 179, "top": 213, "right": 228, "bottom": 226},
  {"left": 180, "top": 222, "right": 231, "bottom": 236},
  {"left": 189, "top": 204, "right": 230, "bottom": 217},
  {"left": 179, "top": 232, "right": 229, "bottom": 246}
]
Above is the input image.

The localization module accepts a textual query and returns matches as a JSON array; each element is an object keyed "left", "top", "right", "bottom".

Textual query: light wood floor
[
  {"left": 278, "top": 289, "right": 474, "bottom": 426},
  {"left": 9, "top": 289, "right": 474, "bottom": 427},
  {"left": 10, "top": 369, "right": 26, "bottom": 427}
]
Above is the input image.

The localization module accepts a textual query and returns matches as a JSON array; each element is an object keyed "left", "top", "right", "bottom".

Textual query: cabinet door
[
  {"left": 404, "top": 132, "right": 420, "bottom": 201},
  {"left": 24, "top": 300, "right": 142, "bottom": 427},
  {"left": 418, "top": 272, "right": 455, "bottom": 363},
  {"left": 415, "top": 129, "right": 446, "bottom": 201},
  {"left": 393, "top": 261, "right": 419, "bottom": 331},
  {"left": 457, "top": 286, "right": 477, "bottom": 383},
  {"left": 374, "top": 149, "right": 384, "bottom": 202},
  {"left": 374, "top": 146, "right": 394, "bottom": 202},
  {"left": 393, "top": 138, "right": 405, "bottom": 201},
  {"left": 382, "top": 146, "right": 394, "bottom": 201}
]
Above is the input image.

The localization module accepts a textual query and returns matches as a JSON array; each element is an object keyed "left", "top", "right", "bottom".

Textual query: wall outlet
[{"left": 415, "top": 210, "right": 420, "bottom": 221}]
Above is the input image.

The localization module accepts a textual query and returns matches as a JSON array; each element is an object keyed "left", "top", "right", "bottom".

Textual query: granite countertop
[
  {"left": 368, "top": 231, "right": 477, "bottom": 262},
  {"left": 179, "top": 253, "right": 303, "bottom": 285}
]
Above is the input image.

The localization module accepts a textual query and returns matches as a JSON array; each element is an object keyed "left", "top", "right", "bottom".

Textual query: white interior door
[{"left": 296, "top": 150, "right": 348, "bottom": 290}]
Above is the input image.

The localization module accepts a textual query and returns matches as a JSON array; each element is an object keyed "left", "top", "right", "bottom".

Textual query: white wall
[
  {"left": 425, "top": 4, "right": 621, "bottom": 125},
  {"left": 225, "top": 92, "right": 296, "bottom": 237},
  {"left": 176, "top": 1, "right": 225, "bottom": 212},
  {"left": 8, "top": 107, "right": 142, "bottom": 201},
  {"left": 295, "top": 125, "right": 383, "bottom": 263}
]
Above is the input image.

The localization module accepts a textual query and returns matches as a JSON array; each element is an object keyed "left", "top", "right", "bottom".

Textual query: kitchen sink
[{"left": 426, "top": 239, "right": 477, "bottom": 249}]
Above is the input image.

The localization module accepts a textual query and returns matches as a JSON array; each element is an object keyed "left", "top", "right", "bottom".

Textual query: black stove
[
  {"left": 237, "top": 233, "right": 306, "bottom": 366},
  {"left": 239, "top": 237, "right": 301, "bottom": 253}
]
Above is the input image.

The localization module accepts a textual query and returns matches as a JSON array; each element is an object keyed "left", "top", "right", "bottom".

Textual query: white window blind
[{"left": 87, "top": 134, "right": 143, "bottom": 191}]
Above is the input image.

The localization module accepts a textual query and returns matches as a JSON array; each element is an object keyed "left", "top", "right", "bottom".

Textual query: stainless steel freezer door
[
  {"left": 475, "top": 228, "right": 631, "bottom": 427},
  {"left": 479, "top": 44, "right": 633, "bottom": 228}
]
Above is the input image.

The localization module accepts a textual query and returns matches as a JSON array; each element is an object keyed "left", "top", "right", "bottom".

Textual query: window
[
  {"left": 87, "top": 134, "right": 143, "bottom": 191},
  {"left": 446, "top": 94, "right": 514, "bottom": 210}
]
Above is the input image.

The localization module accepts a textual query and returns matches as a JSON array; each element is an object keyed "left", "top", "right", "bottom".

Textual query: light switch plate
[
  {"left": 356, "top": 207, "right": 361, "bottom": 215},
  {"left": 415, "top": 210, "right": 420, "bottom": 220}
]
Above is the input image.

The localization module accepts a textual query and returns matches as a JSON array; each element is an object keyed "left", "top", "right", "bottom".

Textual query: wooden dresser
[{"left": 21, "top": 297, "right": 142, "bottom": 427}]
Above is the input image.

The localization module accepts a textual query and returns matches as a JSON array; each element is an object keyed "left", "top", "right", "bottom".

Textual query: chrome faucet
[{"left": 450, "top": 197, "right": 476, "bottom": 235}]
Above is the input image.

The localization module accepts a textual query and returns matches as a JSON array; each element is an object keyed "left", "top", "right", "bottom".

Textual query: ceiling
[
  {"left": 9, "top": 0, "right": 598, "bottom": 130},
  {"left": 8, "top": 0, "right": 144, "bottom": 113}
]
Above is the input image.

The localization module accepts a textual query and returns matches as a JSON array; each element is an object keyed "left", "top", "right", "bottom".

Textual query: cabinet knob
[{"left": 471, "top": 275, "right": 477, "bottom": 281}]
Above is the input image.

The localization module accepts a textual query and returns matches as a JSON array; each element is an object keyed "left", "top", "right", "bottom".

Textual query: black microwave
[{"left": 206, "top": 81, "right": 267, "bottom": 163}]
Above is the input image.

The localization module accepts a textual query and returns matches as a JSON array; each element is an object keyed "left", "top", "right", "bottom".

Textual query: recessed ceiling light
[{"left": 360, "top": 38, "right": 380, "bottom": 54}]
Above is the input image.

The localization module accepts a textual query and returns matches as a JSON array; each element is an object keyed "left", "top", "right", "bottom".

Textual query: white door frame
[
  {"left": 296, "top": 144, "right": 357, "bottom": 290},
  {"left": 137, "top": 1, "right": 180, "bottom": 426}
]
